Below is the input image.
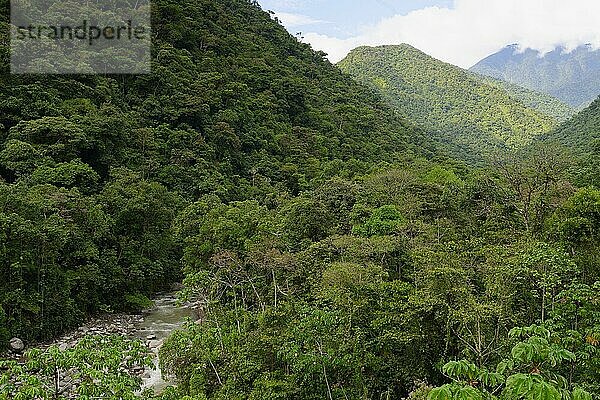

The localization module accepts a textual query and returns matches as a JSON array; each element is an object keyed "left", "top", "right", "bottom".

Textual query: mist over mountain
[{"left": 470, "top": 44, "right": 600, "bottom": 109}]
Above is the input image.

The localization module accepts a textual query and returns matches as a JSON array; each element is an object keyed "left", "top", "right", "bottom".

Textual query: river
[{"left": 134, "top": 293, "right": 195, "bottom": 393}]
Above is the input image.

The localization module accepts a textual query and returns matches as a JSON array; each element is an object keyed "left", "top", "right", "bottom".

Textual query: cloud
[
  {"left": 274, "top": 12, "right": 328, "bottom": 28},
  {"left": 300, "top": 0, "right": 600, "bottom": 68}
]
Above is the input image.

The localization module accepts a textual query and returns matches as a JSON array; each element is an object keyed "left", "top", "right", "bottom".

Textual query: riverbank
[
  {"left": 3, "top": 313, "right": 144, "bottom": 359},
  {"left": 2, "top": 292, "right": 196, "bottom": 394},
  {"left": 133, "top": 294, "right": 195, "bottom": 391}
]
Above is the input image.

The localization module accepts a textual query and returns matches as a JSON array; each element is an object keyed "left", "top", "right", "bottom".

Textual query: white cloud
[
  {"left": 301, "top": 0, "right": 600, "bottom": 68},
  {"left": 274, "top": 12, "right": 328, "bottom": 28}
]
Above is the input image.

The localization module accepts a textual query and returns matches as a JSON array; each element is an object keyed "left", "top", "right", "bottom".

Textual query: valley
[
  {"left": 337, "top": 44, "right": 570, "bottom": 162},
  {"left": 1, "top": 1, "right": 600, "bottom": 399}
]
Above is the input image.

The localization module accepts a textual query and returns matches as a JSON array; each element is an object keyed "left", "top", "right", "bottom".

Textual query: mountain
[
  {"left": 338, "top": 44, "right": 559, "bottom": 161},
  {"left": 473, "top": 74, "right": 576, "bottom": 122},
  {"left": 6, "top": 2, "right": 600, "bottom": 400},
  {"left": 470, "top": 44, "right": 600, "bottom": 109},
  {"left": 542, "top": 97, "right": 600, "bottom": 187},
  {"left": 0, "top": 0, "right": 439, "bottom": 341},
  {"left": 547, "top": 97, "right": 600, "bottom": 153}
]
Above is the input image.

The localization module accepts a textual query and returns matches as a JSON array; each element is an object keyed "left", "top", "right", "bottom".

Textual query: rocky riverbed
[
  {"left": 4, "top": 292, "right": 196, "bottom": 394},
  {"left": 132, "top": 294, "right": 195, "bottom": 392}
]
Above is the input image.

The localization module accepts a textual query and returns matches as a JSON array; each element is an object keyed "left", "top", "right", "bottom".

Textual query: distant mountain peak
[
  {"left": 350, "top": 43, "right": 424, "bottom": 53},
  {"left": 470, "top": 44, "right": 600, "bottom": 108}
]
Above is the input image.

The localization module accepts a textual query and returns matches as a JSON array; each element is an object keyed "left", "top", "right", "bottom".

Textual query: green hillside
[
  {"left": 548, "top": 97, "right": 600, "bottom": 153},
  {"left": 338, "top": 44, "right": 559, "bottom": 161},
  {"left": 543, "top": 96, "right": 600, "bottom": 187},
  {"left": 474, "top": 74, "right": 576, "bottom": 122},
  {"left": 4, "top": 1, "right": 600, "bottom": 400}
]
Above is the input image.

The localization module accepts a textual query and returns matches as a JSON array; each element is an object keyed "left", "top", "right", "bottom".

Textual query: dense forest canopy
[
  {"left": 473, "top": 74, "right": 576, "bottom": 122},
  {"left": 0, "top": 0, "right": 441, "bottom": 342},
  {"left": 547, "top": 97, "right": 600, "bottom": 153},
  {"left": 1, "top": 1, "right": 600, "bottom": 400},
  {"left": 337, "top": 44, "right": 566, "bottom": 163}
]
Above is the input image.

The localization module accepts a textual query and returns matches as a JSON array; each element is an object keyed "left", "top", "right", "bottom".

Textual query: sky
[{"left": 257, "top": 0, "right": 600, "bottom": 68}]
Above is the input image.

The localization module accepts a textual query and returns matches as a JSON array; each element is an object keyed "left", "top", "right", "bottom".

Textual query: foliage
[
  {"left": 428, "top": 325, "right": 593, "bottom": 400},
  {"left": 351, "top": 204, "right": 405, "bottom": 237},
  {"left": 1, "top": 1, "right": 600, "bottom": 400},
  {"left": 0, "top": 335, "right": 153, "bottom": 399},
  {"left": 474, "top": 74, "right": 576, "bottom": 122},
  {"left": 0, "top": 0, "right": 438, "bottom": 341},
  {"left": 548, "top": 98, "right": 600, "bottom": 159},
  {"left": 338, "top": 44, "right": 559, "bottom": 163}
]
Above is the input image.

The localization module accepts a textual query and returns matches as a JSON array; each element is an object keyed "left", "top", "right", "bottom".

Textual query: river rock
[
  {"left": 9, "top": 337, "right": 24, "bottom": 353},
  {"left": 133, "top": 366, "right": 145, "bottom": 374},
  {"left": 146, "top": 334, "right": 157, "bottom": 340}
]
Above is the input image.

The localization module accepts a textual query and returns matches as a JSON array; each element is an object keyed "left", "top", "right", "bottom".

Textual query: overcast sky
[{"left": 257, "top": 0, "right": 600, "bottom": 68}]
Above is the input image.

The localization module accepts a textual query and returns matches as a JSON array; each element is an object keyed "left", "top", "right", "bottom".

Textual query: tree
[
  {"left": 0, "top": 335, "right": 153, "bottom": 399},
  {"left": 428, "top": 325, "right": 593, "bottom": 400},
  {"left": 492, "top": 143, "right": 573, "bottom": 233},
  {"left": 351, "top": 204, "right": 405, "bottom": 237}
]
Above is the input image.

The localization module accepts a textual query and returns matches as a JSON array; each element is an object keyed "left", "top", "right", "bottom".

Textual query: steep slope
[
  {"left": 473, "top": 74, "right": 576, "bottom": 122},
  {"left": 542, "top": 97, "right": 600, "bottom": 187},
  {"left": 338, "top": 44, "right": 558, "bottom": 161},
  {"left": 547, "top": 97, "right": 600, "bottom": 153},
  {"left": 0, "top": 0, "right": 439, "bottom": 341},
  {"left": 471, "top": 44, "right": 600, "bottom": 109}
]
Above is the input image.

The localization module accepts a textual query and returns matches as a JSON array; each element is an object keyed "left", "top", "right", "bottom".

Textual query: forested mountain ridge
[
  {"left": 0, "top": 0, "right": 439, "bottom": 342},
  {"left": 471, "top": 44, "right": 600, "bottom": 109},
  {"left": 548, "top": 96, "right": 600, "bottom": 153},
  {"left": 473, "top": 73, "right": 576, "bottom": 122},
  {"left": 337, "top": 44, "right": 560, "bottom": 162}
]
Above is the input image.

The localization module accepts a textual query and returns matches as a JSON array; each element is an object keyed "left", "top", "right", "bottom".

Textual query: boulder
[{"left": 9, "top": 337, "right": 24, "bottom": 353}]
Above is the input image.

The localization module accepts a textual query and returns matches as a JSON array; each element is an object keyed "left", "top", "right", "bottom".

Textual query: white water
[{"left": 134, "top": 294, "right": 194, "bottom": 393}]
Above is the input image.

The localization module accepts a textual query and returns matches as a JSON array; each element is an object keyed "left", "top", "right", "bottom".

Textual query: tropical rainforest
[
  {"left": 1, "top": 0, "right": 600, "bottom": 400},
  {"left": 337, "top": 45, "right": 574, "bottom": 163}
]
